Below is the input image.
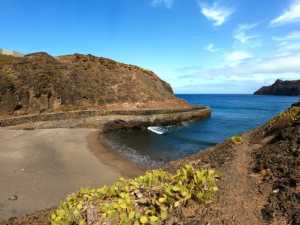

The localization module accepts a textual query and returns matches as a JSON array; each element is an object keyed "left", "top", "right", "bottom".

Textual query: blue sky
[{"left": 1, "top": 0, "right": 300, "bottom": 93}]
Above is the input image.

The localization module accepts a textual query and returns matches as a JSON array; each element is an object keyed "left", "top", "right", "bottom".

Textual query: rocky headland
[
  {"left": 0, "top": 52, "right": 211, "bottom": 129},
  {"left": 0, "top": 52, "right": 190, "bottom": 116},
  {"left": 254, "top": 79, "right": 300, "bottom": 96}
]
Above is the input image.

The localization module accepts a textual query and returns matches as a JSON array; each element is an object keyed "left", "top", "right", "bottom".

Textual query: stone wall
[{"left": 0, "top": 107, "right": 211, "bottom": 129}]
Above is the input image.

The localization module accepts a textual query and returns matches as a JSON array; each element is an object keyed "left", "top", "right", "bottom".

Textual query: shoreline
[
  {"left": 0, "top": 105, "right": 211, "bottom": 221},
  {"left": 87, "top": 131, "right": 145, "bottom": 178},
  {"left": 0, "top": 128, "right": 142, "bottom": 221},
  {"left": 1, "top": 104, "right": 299, "bottom": 225}
]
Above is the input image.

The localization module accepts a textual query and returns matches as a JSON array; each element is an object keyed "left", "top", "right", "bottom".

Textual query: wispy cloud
[
  {"left": 270, "top": 0, "right": 300, "bottom": 26},
  {"left": 225, "top": 51, "right": 252, "bottom": 66},
  {"left": 183, "top": 54, "right": 300, "bottom": 78},
  {"left": 277, "top": 42, "right": 300, "bottom": 55},
  {"left": 272, "top": 31, "right": 300, "bottom": 56},
  {"left": 176, "top": 53, "right": 300, "bottom": 93},
  {"left": 199, "top": 2, "right": 234, "bottom": 26},
  {"left": 233, "top": 23, "right": 259, "bottom": 44},
  {"left": 273, "top": 31, "right": 300, "bottom": 41},
  {"left": 205, "top": 43, "right": 218, "bottom": 52},
  {"left": 151, "top": 0, "right": 174, "bottom": 9}
]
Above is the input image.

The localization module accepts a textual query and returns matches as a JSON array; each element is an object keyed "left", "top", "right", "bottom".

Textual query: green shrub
[
  {"left": 230, "top": 135, "right": 243, "bottom": 144},
  {"left": 50, "top": 165, "right": 219, "bottom": 225}
]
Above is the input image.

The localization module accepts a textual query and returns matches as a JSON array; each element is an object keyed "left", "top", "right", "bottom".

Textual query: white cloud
[
  {"left": 200, "top": 2, "right": 234, "bottom": 26},
  {"left": 273, "top": 31, "right": 300, "bottom": 41},
  {"left": 273, "top": 31, "right": 300, "bottom": 56},
  {"left": 205, "top": 43, "right": 218, "bottom": 52},
  {"left": 151, "top": 0, "right": 174, "bottom": 8},
  {"left": 276, "top": 42, "right": 300, "bottom": 56},
  {"left": 200, "top": 54, "right": 300, "bottom": 77},
  {"left": 233, "top": 23, "right": 259, "bottom": 44},
  {"left": 176, "top": 52, "right": 300, "bottom": 93},
  {"left": 250, "top": 55, "right": 300, "bottom": 74},
  {"left": 225, "top": 51, "right": 252, "bottom": 65},
  {"left": 271, "top": 1, "right": 300, "bottom": 26}
]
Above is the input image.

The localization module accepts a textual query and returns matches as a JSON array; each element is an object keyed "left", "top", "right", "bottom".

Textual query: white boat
[{"left": 147, "top": 126, "right": 167, "bottom": 135}]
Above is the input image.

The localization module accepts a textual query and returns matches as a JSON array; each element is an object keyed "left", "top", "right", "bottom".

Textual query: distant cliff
[
  {"left": 0, "top": 52, "right": 190, "bottom": 116},
  {"left": 254, "top": 79, "right": 300, "bottom": 96}
]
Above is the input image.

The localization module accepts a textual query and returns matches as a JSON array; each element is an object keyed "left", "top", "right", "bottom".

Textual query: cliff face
[
  {"left": 254, "top": 79, "right": 300, "bottom": 96},
  {"left": 0, "top": 52, "right": 189, "bottom": 116}
]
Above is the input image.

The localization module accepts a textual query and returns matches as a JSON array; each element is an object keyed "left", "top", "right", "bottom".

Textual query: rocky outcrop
[
  {"left": 254, "top": 79, "right": 300, "bottom": 96},
  {"left": 0, "top": 52, "right": 190, "bottom": 116}
]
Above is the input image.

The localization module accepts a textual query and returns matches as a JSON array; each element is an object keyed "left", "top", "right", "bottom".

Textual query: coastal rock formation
[
  {"left": 254, "top": 79, "right": 300, "bottom": 96},
  {"left": 0, "top": 52, "right": 189, "bottom": 116}
]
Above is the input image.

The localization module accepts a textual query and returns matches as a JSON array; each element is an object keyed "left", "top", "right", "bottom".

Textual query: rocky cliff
[
  {"left": 254, "top": 79, "right": 300, "bottom": 96},
  {"left": 0, "top": 52, "right": 189, "bottom": 116}
]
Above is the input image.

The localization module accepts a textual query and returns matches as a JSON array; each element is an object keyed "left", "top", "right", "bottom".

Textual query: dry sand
[{"left": 0, "top": 128, "right": 143, "bottom": 220}]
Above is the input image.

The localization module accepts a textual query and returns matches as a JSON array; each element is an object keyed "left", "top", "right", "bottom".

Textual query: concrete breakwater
[{"left": 0, "top": 106, "right": 211, "bottom": 130}]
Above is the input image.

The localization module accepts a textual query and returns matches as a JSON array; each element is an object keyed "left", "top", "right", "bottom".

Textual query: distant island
[{"left": 254, "top": 79, "right": 300, "bottom": 96}]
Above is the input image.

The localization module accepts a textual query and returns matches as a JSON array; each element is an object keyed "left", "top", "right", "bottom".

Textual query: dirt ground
[{"left": 0, "top": 128, "right": 142, "bottom": 222}]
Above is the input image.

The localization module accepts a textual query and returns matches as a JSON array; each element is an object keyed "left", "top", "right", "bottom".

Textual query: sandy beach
[{"left": 0, "top": 128, "right": 143, "bottom": 220}]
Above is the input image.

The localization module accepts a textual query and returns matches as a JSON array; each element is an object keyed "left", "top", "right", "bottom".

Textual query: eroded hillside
[{"left": 0, "top": 52, "right": 189, "bottom": 116}]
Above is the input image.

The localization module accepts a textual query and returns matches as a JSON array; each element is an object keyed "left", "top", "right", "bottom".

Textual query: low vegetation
[
  {"left": 230, "top": 135, "right": 243, "bottom": 144},
  {"left": 50, "top": 165, "right": 218, "bottom": 225},
  {"left": 266, "top": 106, "right": 300, "bottom": 131}
]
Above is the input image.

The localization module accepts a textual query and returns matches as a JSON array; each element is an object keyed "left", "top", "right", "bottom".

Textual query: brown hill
[
  {"left": 0, "top": 52, "right": 189, "bottom": 116},
  {"left": 254, "top": 79, "right": 300, "bottom": 96}
]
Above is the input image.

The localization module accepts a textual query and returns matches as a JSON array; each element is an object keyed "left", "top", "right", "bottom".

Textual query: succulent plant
[{"left": 50, "top": 164, "right": 219, "bottom": 225}]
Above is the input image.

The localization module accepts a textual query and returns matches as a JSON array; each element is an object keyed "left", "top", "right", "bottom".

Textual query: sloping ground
[
  {"left": 251, "top": 107, "right": 300, "bottom": 225},
  {"left": 0, "top": 52, "right": 189, "bottom": 116},
  {"left": 1, "top": 104, "right": 299, "bottom": 225},
  {"left": 168, "top": 104, "right": 300, "bottom": 225}
]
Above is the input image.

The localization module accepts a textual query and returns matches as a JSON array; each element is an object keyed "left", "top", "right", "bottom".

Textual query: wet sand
[{"left": 0, "top": 128, "right": 143, "bottom": 220}]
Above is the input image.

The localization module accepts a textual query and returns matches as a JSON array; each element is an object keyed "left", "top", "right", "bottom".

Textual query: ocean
[{"left": 104, "top": 94, "right": 300, "bottom": 168}]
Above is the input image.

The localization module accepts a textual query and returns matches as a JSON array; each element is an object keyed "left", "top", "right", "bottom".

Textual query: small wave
[{"left": 147, "top": 126, "right": 168, "bottom": 135}]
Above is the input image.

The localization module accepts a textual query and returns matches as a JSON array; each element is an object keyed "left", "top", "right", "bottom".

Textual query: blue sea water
[{"left": 104, "top": 94, "right": 299, "bottom": 167}]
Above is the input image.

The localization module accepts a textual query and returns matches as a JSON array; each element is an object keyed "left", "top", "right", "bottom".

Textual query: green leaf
[
  {"left": 150, "top": 216, "right": 159, "bottom": 223},
  {"left": 140, "top": 216, "right": 148, "bottom": 224}
]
